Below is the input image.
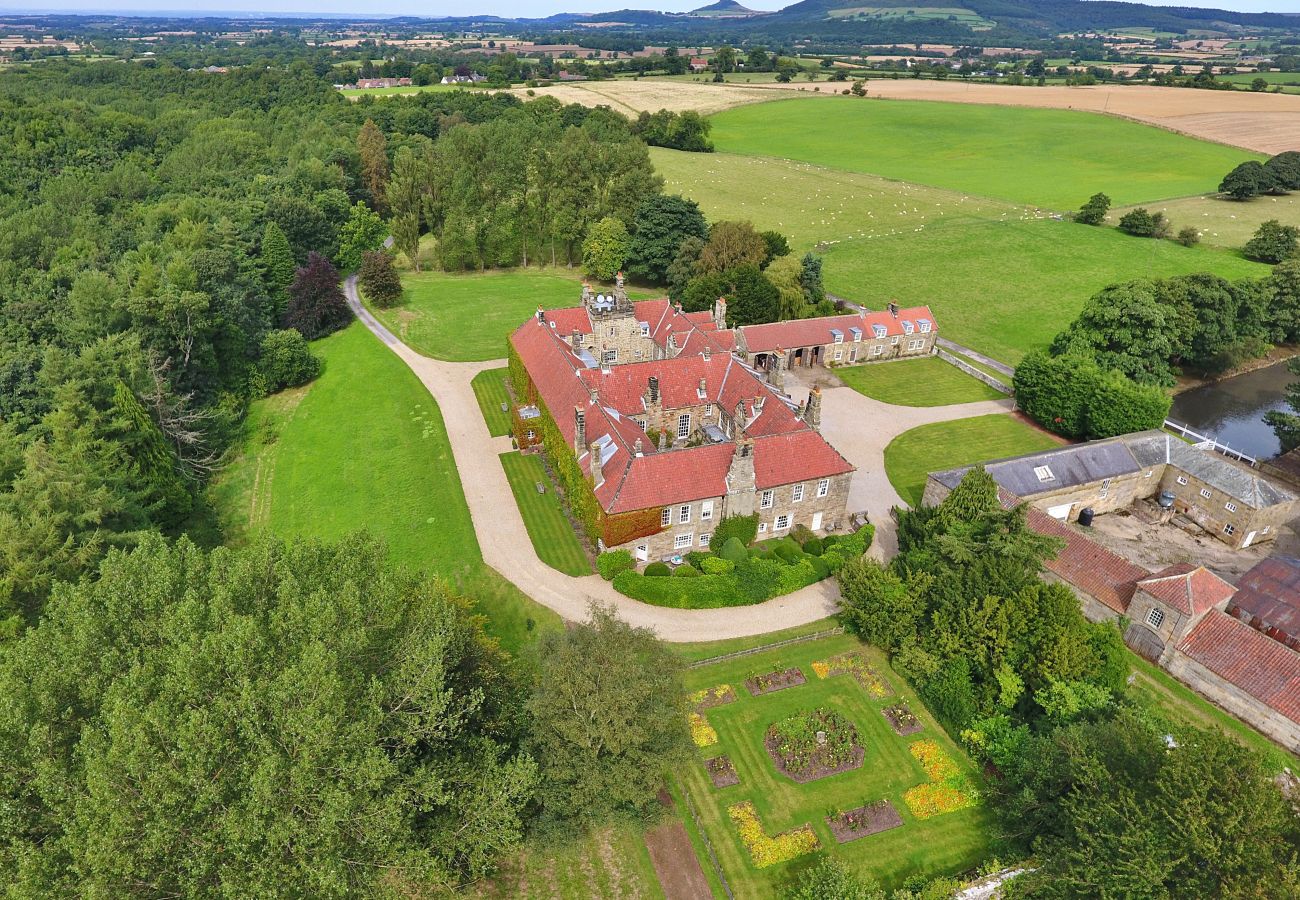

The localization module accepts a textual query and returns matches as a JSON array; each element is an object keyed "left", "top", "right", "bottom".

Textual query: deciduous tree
[
  {"left": 625, "top": 195, "right": 708, "bottom": 285},
  {"left": 283, "top": 252, "right": 349, "bottom": 340},
  {"left": 1244, "top": 218, "right": 1300, "bottom": 263},
  {"left": 358, "top": 249, "right": 403, "bottom": 308},
  {"left": 581, "top": 216, "right": 631, "bottom": 281},
  {"left": 357, "top": 118, "right": 389, "bottom": 213}
]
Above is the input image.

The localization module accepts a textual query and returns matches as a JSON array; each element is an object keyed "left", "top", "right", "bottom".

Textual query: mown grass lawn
[
  {"left": 376, "top": 269, "right": 658, "bottom": 363},
  {"left": 680, "top": 634, "right": 994, "bottom": 895},
  {"left": 835, "top": 357, "right": 1004, "bottom": 406},
  {"left": 207, "top": 322, "right": 561, "bottom": 654},
  {"left": 472, "top": 367, "right": 514, "bottom": 437},
  {"left": 884, "top": 414, "right": 1061, "bottom": 507},
  {"left": 708, "top": 97, "right": 1259, "bottom": 209},
  {"left": 499, "top": 452, "right": 592, "bottom": 577}
]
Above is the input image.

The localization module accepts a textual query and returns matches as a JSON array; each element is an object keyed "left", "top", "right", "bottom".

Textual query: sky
[{"left": 2, "top": 0, "right": 1298, "bottom": 18}]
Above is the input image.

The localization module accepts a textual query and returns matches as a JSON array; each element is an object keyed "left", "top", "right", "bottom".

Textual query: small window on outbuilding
[{"left": 1146, "top": 608, "right": 1165, "bottom": 629}]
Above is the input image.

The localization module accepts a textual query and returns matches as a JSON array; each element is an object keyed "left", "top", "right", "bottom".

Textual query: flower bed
[
  {"left": 766, "top": 708, "right": 865, "bottom": 783},
  {"left": 745, "top": 667, "right": 806, "bottom": 696},
  {"left": 691, "top": 684, "right": 737, "bottom": 710},
  {"left": 811, "top": 652, "right": 891, "bottom": 698},
  {"left": 883, "top": 701, "right": 924, "bottom": 736},
  {"left": 727, "top": 801, "right": 820, "bottom": 868},
  {"left": 902, "top": 740, "right": 977, "bottom": 819},
  {"left": 826, "top": 799, "right": 903, "bottom": 844},
  {"left": 690, "top": 712, "right": 718, "bottom": 748},
  {"left": 706, "top": 754, "right": 740, "bottom": 788}
]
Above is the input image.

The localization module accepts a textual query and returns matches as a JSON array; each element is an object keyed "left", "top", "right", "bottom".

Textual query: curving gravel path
[{"left": 343, "top": 277, "right": 1011, "bottom": 641}]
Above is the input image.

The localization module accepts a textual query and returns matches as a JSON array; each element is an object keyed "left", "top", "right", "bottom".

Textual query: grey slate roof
[
  {"left": 930, "top": 438, "right": 1141, "bottom": 498},
  {"left": 1122, "top": 431, "right": 1295, "bottom": 509}
]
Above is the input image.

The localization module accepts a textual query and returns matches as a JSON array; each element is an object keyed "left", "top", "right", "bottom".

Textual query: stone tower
[
  {"left": 803, "top": 386, "right": 822, "bottom": 431},
  {"left": 724, "top": 436, "right": 757, "bottom": 516}
]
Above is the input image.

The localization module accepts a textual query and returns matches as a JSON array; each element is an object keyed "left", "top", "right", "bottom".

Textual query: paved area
[
  {"left": 782, "top": 365, "right": 1015, "bottom": 557},
  {"left": 345, "top": 277, "right": 1015, "bottom": 638}
]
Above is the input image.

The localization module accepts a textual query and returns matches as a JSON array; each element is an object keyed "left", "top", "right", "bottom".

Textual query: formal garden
[{"left": 677, "top": 633, "right": 993, "bottom": 895}]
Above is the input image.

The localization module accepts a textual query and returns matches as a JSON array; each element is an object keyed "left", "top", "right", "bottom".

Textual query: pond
[{"left": 1168, "top": 359, "right": 1296, "bottom": 461}]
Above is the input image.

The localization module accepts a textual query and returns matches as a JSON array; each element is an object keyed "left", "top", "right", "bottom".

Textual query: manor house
[{"left": 508, "top": 277, "right": 917, "bottom": 561}]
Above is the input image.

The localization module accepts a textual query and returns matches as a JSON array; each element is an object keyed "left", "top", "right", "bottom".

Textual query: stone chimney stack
[
  {"left": 634, "top": 438, "right": 643, "bottom": 457},
  {"left": 803, "top": 386, "right": 822, "bottom": 430},
  {"left": 648, "top": 375, "right": 660, "bottom": 404},
  {"left": 658, "top": 429, "right": 668, "bottom": 452},
  {"left": 590, "top": 440, "right": 604, "bottom": 488},
  {"left": 698, "top": 377, "right": 707, "bottom": 399},
  {"left": 724, "top": 436, "right": 757, "bottom": 516},
  {"left": 571, "top": 330, "right": 582, "bottom": 349},
  {"left": 574, "top": 405, "right": 586, "bottom": 455},
  {"left": 702, "top": 344, "right": 712, "bottom": 361},
  {"left": 713, "top": 296, "right": 727, "bottom": 330},
  {"left": 888, "top": 301, "right": 899, "bottom": 318},
  {"left": 770, "top": 347, "right": 786, "bottom": 391},
  {"left": 536, "top": 306, "right": 545, "bottom": 324}
]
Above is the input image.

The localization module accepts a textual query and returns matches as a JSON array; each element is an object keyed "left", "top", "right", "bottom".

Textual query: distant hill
[{"left": 689, "top": 0, "right": 763, "bottom": 16}]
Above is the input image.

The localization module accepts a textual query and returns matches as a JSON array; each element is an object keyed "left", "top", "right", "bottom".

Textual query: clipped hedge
[
  {"left": 596, "top": 549, "right": 635, "bottom": 581},
  {"left": 612, "top": 571, "right": 746, "bottom": 608},
  {"left": 673, "top": 564, "right": 701, "bottom": 577},
  {"left": 644, "top": 561, "right": 672, "bottom": 577}
]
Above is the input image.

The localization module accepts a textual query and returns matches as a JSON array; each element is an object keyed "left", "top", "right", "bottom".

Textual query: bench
[{"left": 535, "top": 482, "right": 545, "bottom": 494}]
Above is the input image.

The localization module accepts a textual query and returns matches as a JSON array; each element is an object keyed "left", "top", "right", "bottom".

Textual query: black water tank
[{"left": 1078, "top": 507, "right": 1095, "bottom": 527}]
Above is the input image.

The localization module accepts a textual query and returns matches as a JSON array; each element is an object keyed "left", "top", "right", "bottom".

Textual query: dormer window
[
  {"left": 640, "top": 323, "right": 650, "bottom": 337},
  {"left": 1034, "top": 465, "right": 1055, "bottom": 482},
  {"left": 901, "top": 320, "right": 915, "bottom": 335},
  {"left": 850, "top": 327, "right": 862, "bottom": 342},
  {"left": 918, "top": 319, "right": 932, "bottom": 333},
  {"left": 872, "top": 324, "right": 887, "bottom": 339},
  {"left": 830, "top": 329, "right": 843, "bottom": 344}
]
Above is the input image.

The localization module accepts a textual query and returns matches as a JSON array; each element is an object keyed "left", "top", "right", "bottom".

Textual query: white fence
[{"left": 1163, "top": 419, "right": 1258, "bottom": 467}]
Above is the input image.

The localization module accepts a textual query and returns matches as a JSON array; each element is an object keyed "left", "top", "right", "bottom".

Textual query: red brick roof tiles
[
  {"left": 740, "top": 306, "right": 936, "bottom": 354},
  {"left": 1023, "top": 505, "right": 1147, "bottom": 615},
  {"left": 1229, "top": 558, "right": 1300, "bottom": 649},
  {"left": 1178, "top": 609, "right": 1300, "bottom": 725},
  {"left": 1136, "top": 563, "right": 1236, "bottom": 617},
  {"left": 753, "top": 431, "right": 854, "bottom": 489},
  {"left": 599, "top": 443, "right": 734, "bottom": 513}
]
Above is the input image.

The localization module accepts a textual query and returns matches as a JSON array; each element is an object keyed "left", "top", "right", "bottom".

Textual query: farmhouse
[
  {"left": 991, "top": 493, "right": 1300, "bottom": 752},
  {"left": 346, "top": 77, "right": 413, "bottom": 89},
  {"left": 923, "top": 431, "right": 1299, "bottom": 550},
  {"left": 508, "top": 278, "right": 856, "bottom": 561},
  {"left": 689, "top": 56, "right": 710, "bottom": 72}
]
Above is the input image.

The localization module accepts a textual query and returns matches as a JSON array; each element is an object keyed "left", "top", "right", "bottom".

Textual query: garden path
[{"left": 344, "top": 277, "right": 1012, "bottom": 637}]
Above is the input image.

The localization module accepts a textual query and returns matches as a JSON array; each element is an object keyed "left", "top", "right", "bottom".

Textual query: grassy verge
[
  {"left": 473, "top": 367, "right": 514, "bottom": 437},
  {"left": 470, "top": 822, "right": 665, "bottom": 899},
  {"left": 206, "top": 322, "right": 561, "bottom": 655},
  {"left": 834, "top": 357, "right": 1004, "bottom": 407},
  {"left": 884, "top": 414, "right": 1062, "bottom": 507},
  {"left": 1126, "top": 650, "right": 1299, "bottom": 774},
  {"left": 682, "top": 633, "right": 995, "bottom": 895},
  {"left": 499, "top": 452, "right": 592, "bottom": 577},
  {"left": 378, "top": 269, "right": 658, "bottom": 363},
  {"left": 673, "top": 617, "right": 843, "bottom": 665},
  {"left": 708, "top": 97, "right": 1258, "bottom": 208}
]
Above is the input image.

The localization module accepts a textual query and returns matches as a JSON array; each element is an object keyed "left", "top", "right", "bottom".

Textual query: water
[{"left": 1168, "top": 359, "right": 1297, "bottom": 461}]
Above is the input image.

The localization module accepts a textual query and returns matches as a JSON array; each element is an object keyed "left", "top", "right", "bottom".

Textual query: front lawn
[
  {"left": 375, "top": 269, "right": 657, "bottom": 362},
  {"left": 207, "top": 322, "right": 561, "bottom": 654},
  {"left": 884, "top": 414, "right": 1062, "bottom": 507},
  {"left": 679, "top": 633, "right": 994, "bottom": 895},
  {"left": 472, "top": 367, "right": 513, "bottom": 437},
  {"left": 499, "top": 452, "right": 592, "bottom": 576},
  {"left": 834, "top": 357, "right": 1004, "bottom": 407}
]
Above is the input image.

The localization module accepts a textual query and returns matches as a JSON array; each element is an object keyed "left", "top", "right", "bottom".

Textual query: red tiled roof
[
  {"left": 740, "top": 305, "right": 936, "bottom": 354},
  {"left": 579, "top": 354, "right": 735, "bottom": 413},
  {"left": 1136, "top": 563, "right": 1236, "bottom": 617},
  {"left": 1023, "top": 504, "right": 1147, "bottom": 615},
  {"left": 1178, "top": 609, "right": 1300, "bottom": 725},
  {"left": 753, "top": 430, "right": 854, "bottom": 489},
  {"left": 540, "top": 306, "right": 592, "bottom": 337},
  {"left": 600, "top": 443, "right": 734, "bottom": 513}
]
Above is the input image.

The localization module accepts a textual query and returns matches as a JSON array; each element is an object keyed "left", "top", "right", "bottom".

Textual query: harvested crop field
[{"left": 509, "top": 79, "right": 775, "bottom": 116}]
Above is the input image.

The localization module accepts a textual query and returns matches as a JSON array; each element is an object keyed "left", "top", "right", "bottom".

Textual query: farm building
[{"left": 736, "top": 303, "right": 938, "bottom": 374}]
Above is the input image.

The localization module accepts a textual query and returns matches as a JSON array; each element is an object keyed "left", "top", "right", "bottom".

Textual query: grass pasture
[
  {"left": 1113, "top": 193, "right": 1300, "bottom": 249},
  {"left": 471, "top": 823, "right": 665, "bottom": 899},
  {"left": 380, "top": 269, "right": 657, "bottom": 363},
  {"left": 884, "top": 413, "right": 1061, "bottom": 506},
  {"left": 834, "top": 357, "right": 1004, "bottom": 406},
  {"left": 341, "top": 83, "right": 489, "bottom": 99},
  {"left": 472, "top": 367, "right": 514, "bottom": 437},
  {"left": 206, "top": 322, "right": 560, "bottom": 654},
  {"left": 681, "top": 634, "right": 994, "bottom": 895},
  {"left": 499, "top": 452, "right": 592, "bottom": 576},
  {"left": 707, "top": 97, "right": 1259, "bottom": 209}
]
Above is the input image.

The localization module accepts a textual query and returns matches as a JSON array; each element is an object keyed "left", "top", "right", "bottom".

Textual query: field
[
  {"left": 680, "top": 633, "right": 994, "bottom": 895},
  {"left": 206, "top": 322, "right": 560, "bottom": 654},
  {"left": 884, "top": 414, "right": 1061, "bottom": 506},
  {"left": 472, "top": 823, "right": 664, "bottom": 899},
  {"left": 708, "top": 98, "right": 1257, "bottom": 208},
  {"left": 828, "top": 5, "right": 996, "bottom": 27},
  {"left": 834, "top": 357, "right": 1004, "bottom": 406},
  {"left": 472, "top": 367, "right": 514, "bottom": 437},
  {"left": 341, "top": 83, "right": 488, "bottom": 99},
  {"left": 513, "top": 79, "right": 778, "bottom": 116},
  {"left": 1113, "top": 193, "right": 1300, "bottom": 249},
  {"left": 377, "top": 269, "right": 657, "bottom": 362},
  {"left": 653, "top": 147, "right": 1267, "bottom": 363},
  {"left": 499, "top": 452, "right": 592, "bottom": 577}
]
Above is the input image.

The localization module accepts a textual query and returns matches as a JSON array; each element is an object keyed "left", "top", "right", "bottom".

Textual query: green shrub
[
  {"left": 802, "top": 537, "right": 823, "bottom": 556},
  {"left": 259, "top": 329, "right": 320, "bottom": 393},
  {"left": 701, "top": 556, "right": 735, "bottom": 575},
  {"left": 773, "top": 541, "right": 803, "bottom": 564},
  {"left": 719, "top": 537, "right": 749, "bottom": 563},
  {"left": 596, "top": 549, "right": 635, "bottom": 581},
  {"left": 644, "top": 561, "right": 671, "bottom": 577},
  {"left": 791, "top": 524, "right": 815, "bottom": 545},
  {"left": 611, "top": 571, "right": 746, "bottom": 608},
  {"left": 810, "top": 555, "right": 831, "bottom": 579},
  {"left": 822, "top": 550, "right": 845, "bottom": 573},
  {"left": 672, "top": 564, "right": 700, "bottom": 577},
  {"left": 684, "top": 550, "right": 711, "bottom": 569},
  {"left": 734, "top": 558, "right": 784, "bottom": 603},
  {"left": 710, "top": 514, "right": 758, "bottom": 549}
]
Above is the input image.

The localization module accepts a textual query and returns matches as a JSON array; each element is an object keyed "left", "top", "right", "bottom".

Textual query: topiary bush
[
  {"left": 684, "top": 550, "right": 711, "bottom": 569},
  {"left": 773, "top": 541, "right": 804, "bottom": 564},
  {"left": 672, "top": 564, "right": 701, "bottom": 577},
  {"left": 701, "top": 556, "right": 735, "bottom": 575},
  {"left": 710, "top": 514, "right": 758, "bottom": 549},
  {"left": 719, "top": 537, "right": 749, "bottom": 564},
  {"left": 809, "top": 556, "right": 831, "bottom": 579},
  {"left": 596, "top": 549, "right": 636, "bottom": 581},
  {"left": 802, "top": 537, "right": 823, "bottom": 556},
  {"left": 611, "top": 571, "right": 746, "bottom": 608},
  {"left": 644, "top": 561, "right": 671, "bottom": 577}
]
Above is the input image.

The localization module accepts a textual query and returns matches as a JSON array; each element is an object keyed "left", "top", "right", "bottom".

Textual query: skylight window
[{"left": 1034, "top": 465, "right": 1055, "bottom": 482}]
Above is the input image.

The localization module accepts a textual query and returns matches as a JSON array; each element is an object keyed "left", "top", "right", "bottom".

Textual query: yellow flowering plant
[
  {"left": 690, "top": 712, "right": 718, "bottom": 748},
  {"left": 902, "top": 740, "right": 977, "bottom": 819},
  {"left": 727, "top": 802, "right": 820, "bottom": 868}
]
